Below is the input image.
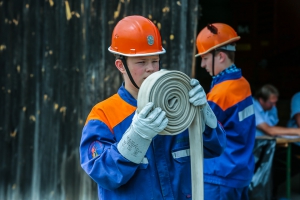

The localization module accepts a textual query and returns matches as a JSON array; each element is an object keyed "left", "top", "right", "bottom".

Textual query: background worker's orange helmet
[
  {"left": 108, "top": 15, "right": 166, "bottom": 57},
  {"left": 195, "top": 23, "right": 240, "bottom": 57}
]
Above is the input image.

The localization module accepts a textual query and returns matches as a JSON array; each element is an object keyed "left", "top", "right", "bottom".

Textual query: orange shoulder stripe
[
  {"left": 85, "top": 94, "right": 136, "bottom": 133},
  {"left": 207, "top": 77, "right": 252, "bottom": 111}
]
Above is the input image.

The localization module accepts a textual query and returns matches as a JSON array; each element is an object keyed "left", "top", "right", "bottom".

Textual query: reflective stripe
[
  {"left": 172, "top": 149, "right": 190, "bottom": 159},
  {"left": 141, "top": 157, "right": 148, "bottom": 164},
  {"left": 238, "top": 105, "right": 254, "bottom": 122}
]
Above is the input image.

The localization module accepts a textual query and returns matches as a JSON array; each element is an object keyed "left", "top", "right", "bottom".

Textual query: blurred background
[{"left": 1, "top": 0, "right": 299, "bottom": 199}]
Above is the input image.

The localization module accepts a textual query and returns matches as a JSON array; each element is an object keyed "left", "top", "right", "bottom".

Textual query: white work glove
[
  {"left": 117, "top": 102, "right": 168, "bottom": 164},
  {"left": 189, "top": 78, "right": 217, "bottom": 129}
]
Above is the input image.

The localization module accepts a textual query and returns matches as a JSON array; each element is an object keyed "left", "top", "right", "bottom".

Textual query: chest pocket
[{"left": 172, "top": 148, "right": 190, "bottom": 163}]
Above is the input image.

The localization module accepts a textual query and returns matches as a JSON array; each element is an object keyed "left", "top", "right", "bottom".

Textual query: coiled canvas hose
[{"left": 137, "top": 70, "right": 204, "bottom": 200}]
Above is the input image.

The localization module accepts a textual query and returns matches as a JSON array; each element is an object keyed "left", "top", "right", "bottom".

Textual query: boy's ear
[
  {"left": 115, "top": 59, "right": 126, "bottom": 73},
  {"left": 218, "top": 51, "right": 226, "bottom": 62}
]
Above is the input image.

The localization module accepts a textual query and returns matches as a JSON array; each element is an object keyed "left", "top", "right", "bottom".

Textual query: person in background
[
  {"left": 195, "top": 23, "right": 256, "bottom": 200},
  {"left": 286, "top": 91, "right": 300, "bottom": 183},
  {"left": 253, "top": 84, "right": 300, "bottom": 137},
  {"left": 253, "top": 85, "right": 300, "bottom": 199},
  {"left": 79, "top": 15, "right": 226, "bottom": 200},
  {"left": 287, "top": 91, "right": 300, "bottom": 128}
]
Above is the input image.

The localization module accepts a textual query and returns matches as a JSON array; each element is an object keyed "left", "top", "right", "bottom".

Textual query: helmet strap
[
  {"left": 120, "top": 56, "right": 140, "bottom": 89},
  {"left": 212, "top": 51, "right": 215, "bottom": 76},
  {"left": 159, "top": 55, "right": 161, "bottom": 70},
  {"left": 119, "top": 55, "right": 161, "bottom": 89}
]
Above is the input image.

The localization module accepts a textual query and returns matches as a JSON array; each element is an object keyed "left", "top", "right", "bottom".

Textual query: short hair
[
  {"left": 215, "top": 50, "right": 235, "bottom": 62},
  {"left": 114, "top": 54, "right": 124, "bottom": 60},
  {"left": 255, "top": 84, "right": 279, "bottom": 101},
  {"left": 214, "top": 43, "right": 236, "bottom": 62}
]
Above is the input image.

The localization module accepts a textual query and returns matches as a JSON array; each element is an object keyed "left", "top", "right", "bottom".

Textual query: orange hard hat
[
  {"left": 108, "top": 15, "right": 166, "bottom": 57},
  {"left": 195, "top": 23, "right": 240, "bottom": 57}
]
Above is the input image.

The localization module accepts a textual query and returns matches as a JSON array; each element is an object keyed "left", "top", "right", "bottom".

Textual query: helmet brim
[
  {"left": 195, "top": 36, "right": 240, "bottom": 57},
  {"left": 108, "top": 47, "right": 166, "bottom": 57}
]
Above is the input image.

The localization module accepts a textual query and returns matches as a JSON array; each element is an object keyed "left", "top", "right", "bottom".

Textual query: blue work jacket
[
  {"left": 204, "top": 69, "right": 256, "bottom": 188},
  {"left": 80, "top": 84, "right": 226, "bottom": 200}
]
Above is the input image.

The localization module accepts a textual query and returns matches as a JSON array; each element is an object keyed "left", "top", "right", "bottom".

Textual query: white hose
[{"left": 137, "top": 70, "right": 204, "bottom": 200}]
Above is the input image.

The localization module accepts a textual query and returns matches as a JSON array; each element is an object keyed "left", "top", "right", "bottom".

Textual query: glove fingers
[
  {"left": 189, "top": 84, "right": 202, "bottom": 97},
  {"left": 153, "top": 110, "right": 168, "bottom": 131},
  {"left": 190, "top": 78, "right": 199, "bottom": 87},
  {"left": 139, "top": 102, "right": 154, "bottom": 118},
  {"left": 158, "top": 118, "right": 168, "bottom": 131},
  {"left": 190, "top": 98, "right": 207, "bottom": 106},
  {"left": 189, "top": 89, "right": 206, "bottom": 102},
  {"left": 153, "top": 110, "right": 166, "bottom": 125},
  {"left": 146, "top": 107, "right": 162, "bottom": 122}
]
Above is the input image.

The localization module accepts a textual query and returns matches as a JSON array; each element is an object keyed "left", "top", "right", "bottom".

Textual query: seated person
[
  {"left": 253, "top": 84, "right": 300, "bottom": 137},
  {"left": 253, "top": 85, "right": 300, "bottom": 198}
]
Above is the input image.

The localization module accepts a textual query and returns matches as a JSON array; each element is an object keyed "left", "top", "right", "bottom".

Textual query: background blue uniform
[{"left": 204, "top": 65, "right": 256, "bottom": 200}]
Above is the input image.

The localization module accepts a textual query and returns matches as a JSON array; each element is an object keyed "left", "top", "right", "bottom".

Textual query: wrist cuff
[{"left": 117, "top": 127, "right": 152, "bottom": 164}]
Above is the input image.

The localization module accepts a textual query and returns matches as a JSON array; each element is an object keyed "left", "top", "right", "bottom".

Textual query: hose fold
[{"left": 137, "top": 70, "right": 204, "bottom": 200}]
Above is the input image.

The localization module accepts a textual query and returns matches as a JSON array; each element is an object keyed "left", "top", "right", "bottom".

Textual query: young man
[
  {"left": 195, "top": 23, "right": 256, "bottom": 200},
  {"left": 79, "top": 15, "right": 226, "bottom": 200}
]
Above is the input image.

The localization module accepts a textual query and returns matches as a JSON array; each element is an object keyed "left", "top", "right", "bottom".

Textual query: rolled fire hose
[{"left": 137, "top": 70, "right": 204, "bottom": 200}]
